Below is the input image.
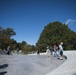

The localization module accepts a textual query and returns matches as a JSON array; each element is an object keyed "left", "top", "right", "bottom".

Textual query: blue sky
[{"left": 0, "top": 0, "right": 76, "bottom": 45}]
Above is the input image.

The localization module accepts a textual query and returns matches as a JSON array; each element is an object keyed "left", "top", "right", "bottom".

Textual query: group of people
[{"left": 46, "top": 42, "right": 64, "bottom": 60}]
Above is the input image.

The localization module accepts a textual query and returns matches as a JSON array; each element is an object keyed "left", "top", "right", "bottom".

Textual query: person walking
[
  {"left": 59, "top": 42, "right": 63, "bottom": 60},
  {"left": 6, "top": 46, "right": 10, "bottom": 55},
  {"left": 50, "top": 46, "right": 53, "bottom": 55},
  {"left": 53, "top": 43, "right": 58, "bottom": 57},
  {"left": 46, "top": 46, "right": 51, "bottom": 57},
  {"left": 37, "top": 48, "right": 40, "bottom": 55}
]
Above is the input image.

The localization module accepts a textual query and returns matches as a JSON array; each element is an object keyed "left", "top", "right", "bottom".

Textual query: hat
[{"left": 61, "top": 42, "right": 63, "bottom": 45}]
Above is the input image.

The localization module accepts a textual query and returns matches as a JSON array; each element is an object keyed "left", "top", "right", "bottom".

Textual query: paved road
[
  {"left": 47, "top": 51, "right": 76, "bottom": 75},
  {"left": 0, "top": 53, "right": 65, "bottom": 75}
]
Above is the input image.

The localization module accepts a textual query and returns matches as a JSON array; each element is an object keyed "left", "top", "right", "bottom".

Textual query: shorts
[
  {"left": 60, "top": 50, "right": 63, "bottom": 56},
  {"left": 46, "top": 49, "right": 50, "bottom": 54}
]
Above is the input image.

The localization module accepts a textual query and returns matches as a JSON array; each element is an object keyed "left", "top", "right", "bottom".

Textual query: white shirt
[{"left": 59, "top": 44, "right": 63, "bottom": 51}]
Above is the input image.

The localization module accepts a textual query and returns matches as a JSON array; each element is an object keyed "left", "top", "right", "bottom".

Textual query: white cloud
[{"left": 65, "top": 19, "right": 76, "bottom": 25}]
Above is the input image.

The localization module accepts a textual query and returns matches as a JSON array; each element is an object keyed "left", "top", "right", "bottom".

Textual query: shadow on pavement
[
  {"left": 57, "top": 55, "right": 67, "bottom": 60},
  {"left": 73, "top": 73, "right": 76, "bottom": 75},
  {"left": 0, "top": 64, "right": 8, "bottom": 69},
  {"left": 63, "top": 55, "right": 67, "bottom": 60},
  {"left": 0, "top": 64, "right": 8, "bottom": 75},
  {"left": 0, "top": 71, "right": 7, "bottom": 75}
]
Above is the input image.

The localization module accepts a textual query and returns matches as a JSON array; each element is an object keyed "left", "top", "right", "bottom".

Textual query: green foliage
[
  {"left": 16, "top": 41, "right": 36, "bottom": 54},
  {"left": 0, "top": 27, "right": 16, "bottom": 50},
  {"left": 21, "top": 44, "right": 36, "bottom": 54},
  {"left": 1, "top": 21, "right": 76, "bottom": 54},
  {"left": 36, "top": 21, "right": 76, "bottom": 52},
  {"left": 5, "top": 28, "right": 16, "bottom": 37}
]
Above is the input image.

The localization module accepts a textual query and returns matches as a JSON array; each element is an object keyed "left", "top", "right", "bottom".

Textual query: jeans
[
  {"left": 54, "top": 51, "right": 57, "bottom": 57},
  {"left": 58, "top": 50, "right": 60, "bottom": 56}
]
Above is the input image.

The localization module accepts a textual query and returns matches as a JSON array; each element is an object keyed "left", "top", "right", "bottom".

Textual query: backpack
[{"left": 58, "top": 46, "right": 60, "bottom": 50}]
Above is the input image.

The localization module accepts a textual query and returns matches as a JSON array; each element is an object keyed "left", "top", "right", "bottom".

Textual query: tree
[
  {"left": 0, "top": 27, "right": 16, "bottom": 50},
  {"left": 22, "top": 41, "right": 27, "bottom": 45},
  {"left": 36, "top": 21, "right": 76, "bottom": 52},
  {"left": 22, "top": 44, "right": 32, "bottom": 54},
  {"left": 5, "top": 27, "right": 16, "bottom": 37}
]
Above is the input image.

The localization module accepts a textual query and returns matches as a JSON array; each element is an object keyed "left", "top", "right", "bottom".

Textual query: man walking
[{"left": 59, "top": 42, "right": 63, "bottom": 60}]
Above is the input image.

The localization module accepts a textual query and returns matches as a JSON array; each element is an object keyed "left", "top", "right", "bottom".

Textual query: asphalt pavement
[
  {"left": 0, "top": 52, "right": 65, "bottom": 75},
  {"left": 46, "top": 51, "right": 76, "bottom": 75}
]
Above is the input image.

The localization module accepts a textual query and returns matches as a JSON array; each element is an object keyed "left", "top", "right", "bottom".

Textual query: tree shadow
[
  {"left": 0, "top": 71, "right": 7, "bottom": 75},
  {"left": 0, "top": 64, "right": 8, "bottom": 69}
]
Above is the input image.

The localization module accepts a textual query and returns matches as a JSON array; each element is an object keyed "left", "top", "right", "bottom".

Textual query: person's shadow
[
  {"left": 63, "top": 55, "right": 67, "bottom": 60},
  {"left": 0, "top": 64, "right": 8, "bottom": 75},
  {"left": 0, "top": 71, "right": 7, "bottom": 75},
  {"left": 0, "top": 64, "right": 8, "bottom": 69},
  {"left": 57, "top": 55, "right": 67, "bottom": 60}
]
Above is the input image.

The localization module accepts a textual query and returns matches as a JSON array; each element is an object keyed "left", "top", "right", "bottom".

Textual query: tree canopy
[
  {"left": 0, "top": 26, "right": 36, "bottom": 54},
  {"left": 0, "top": 27, "right": 16, "bottom": 49},
  {"left": 0, "top": 21, "right": 76, "bottom": 54},
  {"left": 36, "top": 21, "right": 76, "bottom": 52}
]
